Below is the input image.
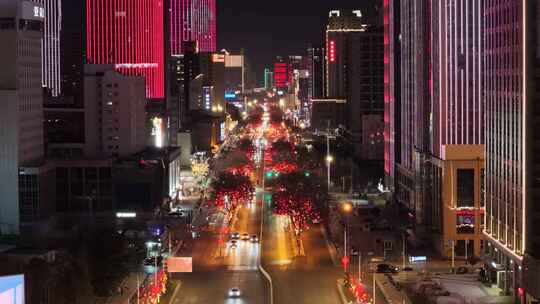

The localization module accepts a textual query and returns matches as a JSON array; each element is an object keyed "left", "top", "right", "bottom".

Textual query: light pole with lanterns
[{"left": 342, "top": 202, "right": 352, "bottom": 272}]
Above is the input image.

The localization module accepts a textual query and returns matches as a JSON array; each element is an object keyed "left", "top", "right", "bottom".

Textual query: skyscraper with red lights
[
  {"left": 383, "top": 0, "right": 400, "bottom": 189},
  {"left": 325, "top": 10, "right": 384, "bottom": 161},
  {"left": 169, "top": 0, "right": 216, "bottom": 55},
  {"left": 86, "top": 0, "right": 165, "bottom": 99},
  {"left": 273, "top": 57, "right": 290, "bottom": 91}
]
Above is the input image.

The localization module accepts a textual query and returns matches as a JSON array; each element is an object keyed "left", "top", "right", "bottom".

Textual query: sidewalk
[
  {"left": 106, "top": 240, "right": 184, "bottom": 304},
  {"left": 106, "top": 272, "right": 148, "bottom": 304}
]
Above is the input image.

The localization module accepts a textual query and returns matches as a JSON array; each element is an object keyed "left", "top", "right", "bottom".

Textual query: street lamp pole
[
  {"left": 326, "top": 134, "right": 331, "bottom": 190},
  {"left": 136, "top": 274, "right": 140, "bottom": 304},
  {"left": 402, "top": 233, "right": 406, "bottom": 269},
  {"left": 342, "top": 202, "right": 352, "bottom": 272},
  {"left": 344, "top": 219, "right": 347, "bottom": 272},
  {"left": 359, "top": 251, "right": 362, "bottom": 282}
]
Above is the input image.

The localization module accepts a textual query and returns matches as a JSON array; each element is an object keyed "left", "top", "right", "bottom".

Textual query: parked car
[
  {"left": 376, "top": 263, "right": 399, "bottom": 273},
  {"left": 143, "top": 256, "right": 163, "bottom": 266}
]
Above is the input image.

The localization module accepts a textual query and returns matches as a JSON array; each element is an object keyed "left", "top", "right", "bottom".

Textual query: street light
[
  {"left": 326, "top": 154, "right": 333, "bottom": 190},
  {"left": 342, "top": 202, "right": 352, "bottom": 273},
  {"left": 326, "top": 155, "right": 334, "bottom": 163}
]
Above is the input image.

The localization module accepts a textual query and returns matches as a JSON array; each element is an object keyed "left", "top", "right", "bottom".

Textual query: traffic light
[
  {"left": 265, "top": 171, "right": 273, "bottom": 178},
  {"left": 304, "top": 171, "right": 311, "bottom": 177},
  {"left": 264, "top": 193, "right": 272, "bottom": 203}
]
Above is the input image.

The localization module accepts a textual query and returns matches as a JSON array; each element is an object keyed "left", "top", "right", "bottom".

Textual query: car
[
  {"left": 250, "top": 234, "right": 259, "bottom": 243},
  {"left": 228, "top": 287, "right": 241, "bottom": 297},
  {"left": 376, "top": 263, "right": 399, "bottom": 274},
  {"left": 168, "top": 212, "right": 184, "bottom": 218},
  {"left": 230, "top": 240, "right": 238, "bottom": 249},
  {"left": 143, "top": 256, "right": 163, "bottom": 266},
  {"left": 241, "top": 233, "right": 250, "bottom": 241},
  {"left": 230, "top": 232, "right": 240, "bottom": 240}
]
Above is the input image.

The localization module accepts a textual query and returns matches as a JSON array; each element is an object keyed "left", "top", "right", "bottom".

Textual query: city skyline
[{"left": 0, "top": 1, "right": 539, "bottom": 304}]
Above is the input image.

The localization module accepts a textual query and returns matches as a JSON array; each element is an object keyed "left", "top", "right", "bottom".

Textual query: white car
[{"left": 228, "top": 287, "right": 241, "bottom": 297}]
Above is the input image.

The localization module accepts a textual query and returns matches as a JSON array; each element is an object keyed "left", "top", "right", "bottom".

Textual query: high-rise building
[
  {"left": 86, "top": 0, "right": 165, "bottom": 99},
  {"left": 306, "top": 47, "right": 325, "bottom": 99},
  {"left": 395, "top": 0, "right": 485, "bottom": 259},
  {"left": 325, "top": 10, "right": 384, "bottom": 161},
  {"left": 264, "top": 68, "right": 273, "bottom": 91},
  {"left": 83, "top": 65, "right": 147, "bottom": 158},
  {"left": 168, "top": 42, "right": 200, "bottom": 146},
  {"left": 0, "top": 90, "right": 19, "bottom": 234},
  {"left": 427, "top": 0, "right": 485, "bottom": 259},
  {"left": 273, "top": 56, "right": 291, "bottom": 91},
  {"left": 383, "top": 0, "right": 400, "bottom": 189},
  {"left": 169, "top": 0, "right": 216, "bottom": 55},
  {"left": 0, "top": 0, "right": 46, "bottom": 234},
  {"left": 34, "top": 0, "right": 62, "bottom": 97},
  {"left": 483, "top": 1, "right": 540, "bottom": 302},
  {"left": 395, "top": 1, "right": 431, "bottom": 227},
  {"left": 60, "top": 0, "right": 85, "bottom": 105},
  {"left": 0, "top": 0, "right": 45, "bottom": 165}
]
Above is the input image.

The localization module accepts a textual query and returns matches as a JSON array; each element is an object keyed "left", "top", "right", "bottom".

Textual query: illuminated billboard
[
  {"left": 0, "top": 275, "right": 24, "bottom": 304},
  {"left": 166, "top": 257, "right": 193, "bottom": 273},
  {"left": 225, "top": 55, "right": 243, "bottom": 68}
]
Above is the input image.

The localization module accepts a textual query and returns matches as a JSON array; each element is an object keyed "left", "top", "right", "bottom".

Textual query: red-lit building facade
[
  {"left": 169, "top": 0, "right": 216, "bottom": 55},
  {"left": 383, "top": 0, "right": 400, "bottom": 189},
  {"left": 86, "top": 0, "right": 165, "bottom": 99},
  {"left": 273, "top": 57, "right": 291, "bottom": 91}
]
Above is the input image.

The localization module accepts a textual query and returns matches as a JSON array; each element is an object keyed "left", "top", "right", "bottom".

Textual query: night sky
[{"left": 217, "top": 0, "right": 380, "bottom": 84}]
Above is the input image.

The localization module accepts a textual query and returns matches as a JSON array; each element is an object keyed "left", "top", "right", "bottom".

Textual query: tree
[
  {"left": 271, "top": 172, "right": 322, "bottom": 232},
  {"left": 271, "top": 139, "right": 294, "bottom": 163},
  {"left": 210, "top": 172, "right": 254, "bottom": 213},
  {"left": 238, "top": 137, "right": 255, "bottom": 160}
]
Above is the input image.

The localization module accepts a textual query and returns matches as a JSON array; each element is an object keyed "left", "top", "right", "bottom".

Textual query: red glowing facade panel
[
  {"left": 383, "top": 0, "right": 391, "bottom": 176},
  {"left": 274, "top": 63, "right": 289, "bottom": 89},
  {"left": 328, "top": 40, "right": 336, "bottom": 63},
  {"left": 86, "top": 0, "right": 165, "bottom": 99},
  {"left": 170, "top": 0, "right": 216, "bottom": 55}
]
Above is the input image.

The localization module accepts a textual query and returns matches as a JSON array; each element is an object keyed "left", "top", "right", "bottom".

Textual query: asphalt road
[
  {"left": 261, "top": 198, "right": 342, "bottom": 304},
  {"left": 171, "top": 200, "right": 268, "bottom": 304}
]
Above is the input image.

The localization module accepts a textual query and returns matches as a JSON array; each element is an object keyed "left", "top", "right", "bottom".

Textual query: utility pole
[
  {"left": 136, "top": 274, "right": 140, "bottom": 304},
  {"left": 373, "top": 274, "right": 376, "bottom": 304},
  {"left": 359, "top": 252, "right": 362, "bottom": 282},
  {"left": 169, "top": 232, "right": 172, "bottom": 256},
  {"left": 402, "top": 233, "right": 406, "bottom": 269},
  {"left": 451, "top": 240, "right": 455, "bottom": 272}
]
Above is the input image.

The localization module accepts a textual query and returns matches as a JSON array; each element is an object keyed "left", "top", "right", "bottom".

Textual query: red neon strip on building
[{"left": 86, "top": 0, "right": 165, "bottom": 99}]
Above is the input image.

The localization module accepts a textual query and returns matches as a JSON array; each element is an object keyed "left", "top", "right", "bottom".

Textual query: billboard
[
  {"left": 166, "top": 257, "right": 193, "bottom": 273},
  {"left": 0, "top": 275, "right": 24, "bottom": 304},
  {"left": 225, "top": 55, "right": 243, "bottom": 68}
]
